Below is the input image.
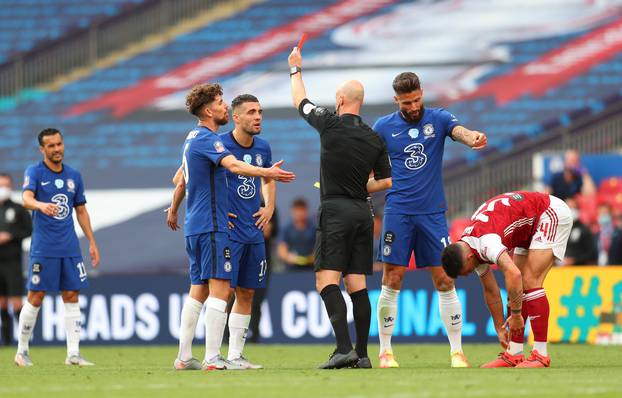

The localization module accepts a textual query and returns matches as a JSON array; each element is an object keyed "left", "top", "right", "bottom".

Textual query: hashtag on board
[{"left": 558, "top": 276, "right": 602, "bottom": 342}]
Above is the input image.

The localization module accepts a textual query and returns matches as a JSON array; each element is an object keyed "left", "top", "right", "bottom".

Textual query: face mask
[
  {"left": 571, "top": 208, "right": 580, "bottom": 221},
  {"left": 0, "top": 187, "right": 10, "bottom": 201},
  {"left": 599, "top": 214, "right": 612, "bottom": 227}
]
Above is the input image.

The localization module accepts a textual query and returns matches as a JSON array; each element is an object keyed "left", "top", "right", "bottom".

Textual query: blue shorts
[
  {"left": 377, "top": 212, "right": 450, "bottom": 267},
  {"left": 229, "top": 240, "right": 267, "bottom": 289},
  {"left": 27, "top": 256, "right": 88, "bottom": 292},
  {"left": 186, "top": 232, "right": 233, "bottom": 285}
]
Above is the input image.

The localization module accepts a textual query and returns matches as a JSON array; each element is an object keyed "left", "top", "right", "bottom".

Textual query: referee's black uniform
[
  {"left": 298, "top": 98, "right": 391, "bottom": 368},
  {"left": 299, "top": 98, "right": 391, "bottom": 274}
]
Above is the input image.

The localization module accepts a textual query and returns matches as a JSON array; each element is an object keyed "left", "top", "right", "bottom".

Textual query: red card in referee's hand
[{"left": 297, "top": 33, "right": 308, "bottom": 51}]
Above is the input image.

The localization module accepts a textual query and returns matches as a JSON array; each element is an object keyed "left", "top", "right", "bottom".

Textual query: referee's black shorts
[
  {"left": 313, "top": 197, "right": 373, "bottom": 275},
  {"left": 0, "top": 262, "right": 24, "bottom": 297}
]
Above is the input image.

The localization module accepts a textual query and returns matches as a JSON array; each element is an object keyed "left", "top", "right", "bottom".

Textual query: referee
[{"left": 288, "top": 47, "right": 392, "bottom": 369}]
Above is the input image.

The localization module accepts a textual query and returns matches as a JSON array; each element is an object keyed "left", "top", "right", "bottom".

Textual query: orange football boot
[
  {"left": 515, "top": 350, "right": 550, "bottom": 368},
  {"left": 480, "top": 351, "right": 524, "bottom": 368}
]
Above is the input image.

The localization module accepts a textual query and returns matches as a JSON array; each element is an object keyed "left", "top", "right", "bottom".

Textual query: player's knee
[
  {"left": 383, "top": 267, "right": 405, "bottom": 289},
  {"left": 235, "top": 287, "right": 254, "bottom": 305},
  {"left": 433, "top": 274, "right": 455, "bottom": 292},
  {"left": 27, "top": 291, "right": 45, "bottom": 307}
]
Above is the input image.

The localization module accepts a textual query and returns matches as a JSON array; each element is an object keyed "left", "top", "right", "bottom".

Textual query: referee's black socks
[
  {"left": 320, "top": 284, "right": 352, "bottom": 354},
  {"left": 350, "top": 288, "right": 370, "bottom": 359}
]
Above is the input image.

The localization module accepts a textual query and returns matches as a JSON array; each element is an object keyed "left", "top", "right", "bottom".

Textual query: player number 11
[{"left": 441, "top": 236, "right": 452, "bottom": 248}]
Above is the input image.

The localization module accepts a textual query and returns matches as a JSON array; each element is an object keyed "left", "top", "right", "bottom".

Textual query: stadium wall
[{"left": 14, "top": 267, "right": 622, "bottom": 346}]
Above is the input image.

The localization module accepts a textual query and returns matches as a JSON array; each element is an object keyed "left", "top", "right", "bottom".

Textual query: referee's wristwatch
[{"left": 290, "top": 66, "right": 301, "bottom": 76}]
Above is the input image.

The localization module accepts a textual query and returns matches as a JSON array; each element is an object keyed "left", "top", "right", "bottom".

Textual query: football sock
[
  {"left": 320, "top": 284, "right": 352, "bottom": 355},
  {"left": 377, "top": 285, "right": 399, "bottom": 355},
  {"left": 1, "top": 308, "right": 10, "bottom": 345},
  {"left": 178, "top": 296, "right": 203, "bottom": 361},
  {"left": 350, "top": 288, "right": 371, "bottom": 359},
  {"left": 227, "top": 312, "right": 251, "bottom": 360},
  {"left": 64, "top": 302, "right": 82, "bottom": 356},
  {"left": 507, "top": 299, "right": 529, "bottom": 355},
  {"left": 524, "top": 288, "right": 549, "bottom": 356},
  {"left": 17, "top": 301, "right": 40, "bottom": 354},
  {"left": 438, "top": 288, "right": 463, "bottom": 354},
  {"left": 204, "top": 297, "right": 228, "bottom": 361}
]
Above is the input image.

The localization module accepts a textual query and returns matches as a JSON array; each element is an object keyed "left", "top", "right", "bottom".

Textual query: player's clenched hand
[
  {"left": 38, "top": 202, "right": 59, "bottom": 217},
  {"left": 471, "top": 131, "right": 487, "bottom": 150},
  {"left": 165, "top": 207, "right": 180, "bottom": 231},
  {"left": 288, "top": 47, "right": 302, "bottom": 68},
  {"left": 228, "top": 212, "right": 237, "bottom": 229},
  {"left": 496, "top": 326, "right": 509, "bottom": 349},
  {"left": 253, "top": 206, "right": 274, "bottom": 230},
  {"left": 90, "top": 242, "right": 100, "bottom": 268},
  {"left": 503, "top": 313, "right": 524, "bottom": 335},
  {"left": 266, "top": 160, "right": 296, "bottom": 183}
]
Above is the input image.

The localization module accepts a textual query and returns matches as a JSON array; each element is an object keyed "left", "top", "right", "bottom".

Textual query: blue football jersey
[
  {"left": 220, "top": 131, "right": 272, "bottom": 244},
  {"left": 182, "top": 126, "right": 232, "bottom": 237},
  {"left": 22, "top": 161, "right": 86, "bottom": 258},
  {"left": 373, "top": 108, "right": 460, "bottom": 215}
]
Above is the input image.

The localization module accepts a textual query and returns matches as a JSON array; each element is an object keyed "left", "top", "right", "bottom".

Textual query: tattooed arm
[
  {"left": 496, "top": 251, "right": 524, "bottom": 334},
  {"left": 451, "top": 126, "right": 487, "bottom": 150}
]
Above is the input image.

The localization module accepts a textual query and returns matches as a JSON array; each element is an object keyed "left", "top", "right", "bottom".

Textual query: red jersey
[{"left": 460, "top": 192, "right": 551, "bottom": 264}]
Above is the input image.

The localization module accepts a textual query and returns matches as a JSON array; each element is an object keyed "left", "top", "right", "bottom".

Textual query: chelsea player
[
  {"left": 373, "top": 72, "right": 487, "bottom": 368},
  {"left": 220, "top": 94, "right": 274, "bottom": 369},
  {"left": 15, "top": 128, "right": 100, "bottom": 367}
]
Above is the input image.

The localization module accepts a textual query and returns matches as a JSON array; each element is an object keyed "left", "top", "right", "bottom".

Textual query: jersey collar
[{"left": 41, "top": 160, "right": 64, "bottom": 174}]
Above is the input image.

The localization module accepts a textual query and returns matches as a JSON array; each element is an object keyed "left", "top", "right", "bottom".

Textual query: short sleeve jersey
[
  {"left": 220, "top": 131, "right": 272, "bottom": 244},
  {"left": 23, "top": 161, "right": 86, "bottom": 258},
  {"left": 460, "top": 192, "right": 551, "bottom": 268},
  {"left": 373, "top": 108, "right": 460, "bottom": 214},
  {"left": 298, "top": 99, "right": 391, "bottom": 201},
  {"left": 182, "top": 126, "right": 232, "bottom": 237}
]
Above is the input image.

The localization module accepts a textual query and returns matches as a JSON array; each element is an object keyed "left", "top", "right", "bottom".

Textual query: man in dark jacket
[{"left": 0, "top": 173, "right": 32, "bottom": 345}]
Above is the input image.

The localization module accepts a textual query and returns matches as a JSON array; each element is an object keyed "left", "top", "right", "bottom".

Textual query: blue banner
[{"left": 24, "top": 271, "right": 506, "bottom": 345}]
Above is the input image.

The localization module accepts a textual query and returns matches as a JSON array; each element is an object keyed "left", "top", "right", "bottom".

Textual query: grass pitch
[{"left": 1, "top": 344, "right": 621, "bottom": 398}]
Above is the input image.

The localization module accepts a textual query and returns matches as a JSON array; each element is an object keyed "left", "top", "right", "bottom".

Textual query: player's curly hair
[
  {"left": 392, "top": 72, "right": 421, "bottom": 94},
  {"left": 441, "top": 243, "right": 464, "bottom": 279},
  {"left": 185, "top": 83, "right": 223, "bottom": 118}
]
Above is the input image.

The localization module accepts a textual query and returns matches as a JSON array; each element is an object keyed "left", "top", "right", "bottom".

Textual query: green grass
[{"left": 1, "top": 344, "right": 621, "bottom": 398}]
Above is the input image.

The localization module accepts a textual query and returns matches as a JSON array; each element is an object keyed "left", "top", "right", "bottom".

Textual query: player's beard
[
  {"left": 47, "top": 152, "right": 63, "bottom": 164},
  {"left": 401, "top": 105, "right": 424, "bottom": 124},
  {"left": 215, "top": 114, "right": 229, "bottom": 126}
]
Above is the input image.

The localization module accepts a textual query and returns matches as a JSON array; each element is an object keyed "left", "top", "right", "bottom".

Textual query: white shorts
[{"left": 514, "top": 195, "right": 572, "bottom": 261}]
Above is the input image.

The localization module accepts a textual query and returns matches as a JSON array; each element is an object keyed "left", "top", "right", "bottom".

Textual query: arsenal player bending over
[{"left": 441, "top": 191, "right": 572, "bottom": 368}]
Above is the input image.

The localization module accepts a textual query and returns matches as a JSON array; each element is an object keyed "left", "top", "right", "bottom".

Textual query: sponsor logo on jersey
[
  {"left": 55, "top": 179, "right": 64, "bottom": 189},
  {"left": 423, "top": 123, "right": 435, "bottom": 138},
  {"left": 224, "top": 247, "right": 231, "bottom": 260},
  {"left": 408, "top": 128, "right": 419, "bottom": 139},
  {"left": 214, "top": 141, "right": 225, "bottom": 153},
  {"left": 243, "top": 154, "right": 252, "bottom": 164},
  {"left": 463, "top": 226, "right": 474, "bottom": 235},
  {"left": 510, "top": 193, "right": 524, "bottom": 201},
  {"left": 256, "top": 154, "right": 263, "bottom": 167},
  {"left": 23, "top": 176, "right": 30, "bottom": 188},
  {"left": 302, "top": 103, "right": 316, "bottom": 115},
  {"left": 41, "top": 181, "right": 51, "bottom": 186},
  {"left": 32, "top": 263, "right": 41, "bottom": 273},
  {"left": 391, "top": 131, "right": 403, "bottom": 137},
  {"left": 384, "top": 231, "right": 395, "bottom": 244}
]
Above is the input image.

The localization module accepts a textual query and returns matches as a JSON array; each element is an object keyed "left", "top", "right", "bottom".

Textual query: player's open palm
[
  {"left": 267, "top": 160, "right": 296, "bottom": 183},
  {"left": 496, "top": 326, "right": 509, "bottom": 349},
  {"left": 253, "top": 206, "right": 274, "bottom": 230},
  {"left": 90, "top": 242, "right": 100, "bottom": 268}
]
